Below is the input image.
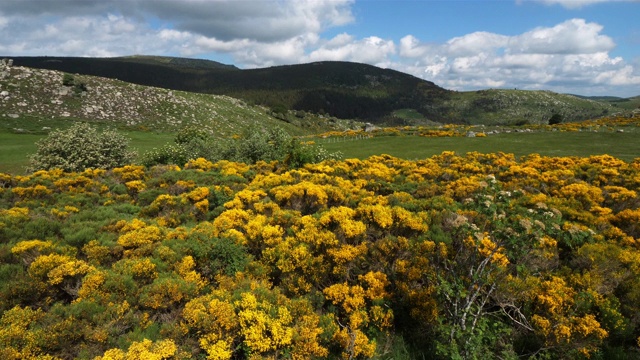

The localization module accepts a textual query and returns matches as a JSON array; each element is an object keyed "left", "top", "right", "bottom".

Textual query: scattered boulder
[
  {"left": 57, "top": 87, "right": 71, "bottom": 96},
  {"left": 364, "top": 122, "right": 376, "bottom": 132}
]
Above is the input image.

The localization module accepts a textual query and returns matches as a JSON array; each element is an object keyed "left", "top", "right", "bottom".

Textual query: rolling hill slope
[
  {"left": 0, "top": 61, "right": 358, "bottom": 137},
  {"left": 5, "top": 56, "right": 633, "bottom": 125},
  {"left": 8, "top": 56, "right": 450, "bottom": 123}
]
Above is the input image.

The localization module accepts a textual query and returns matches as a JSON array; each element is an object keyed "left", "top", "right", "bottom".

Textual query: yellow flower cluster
[
  {"left": 112, "top": 165, "right": 146, "bottom": 182},
  {"left": 184, "top": 157, "right": 215, "bottom": 171},
  {"left": 2, "top": 144, "right": 640, "bottom": 359},
  {"left": 98, "top": 339, "right": 177, "bottom": 360}
]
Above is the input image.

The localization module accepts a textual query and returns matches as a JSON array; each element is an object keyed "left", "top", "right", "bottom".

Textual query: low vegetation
[
  {"left": 140, "top": 125, "right": 342, "bottom": 169},
  {"left": 1, "top": 151, "right": 640, "bottom": 359},
  {"left": 318, "top": 115, "right": 640, "bottom": 162}
]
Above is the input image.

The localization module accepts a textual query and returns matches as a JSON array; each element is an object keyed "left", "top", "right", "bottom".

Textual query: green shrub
[
  {"left": 549, "top": 113, "right": 564, "bottom": 125},
  {"left": 62, "top": 73, "right": 88, "bottom": 95},
  {"left": 141, "top": 124, "right": 341, "bottom": 168},
  {"left": 229, "top": 125, "right": 342, "bottom": 166},
  {"left": 27, "top": 123, "right": 135, "bottom": 172},
  {"left": 173, "top": 126, "right": 210, "bottom": 146},
  {"left": 62, "top": 74, "right": 75, "bottom": 87}
]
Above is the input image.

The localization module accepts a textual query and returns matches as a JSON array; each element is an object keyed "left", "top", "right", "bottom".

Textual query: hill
[
  {"left": 0, "top": 60, "right": 359, "bottom": 137},
  {"left": 119, "top": 55, "right": 239, "bottom": 71},
  {"left": 8, "top": 57, "right": 451, "bottom": 123},
  {"left": 443, "top": 89, "right": 618, "bottom": 125},
  {"left": 7, "top": 56, "right": 626, "bottom": 125},
  {"left": 571, "top": 93, "right": 640, "bottom": 110}
]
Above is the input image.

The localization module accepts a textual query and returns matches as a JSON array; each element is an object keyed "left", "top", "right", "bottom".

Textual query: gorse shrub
[
  {"left": 2, "top": 152, "right": 640, "bottom": 358},
  {"left": 27, "top": 123, "right": 135, "bottom": 173}
]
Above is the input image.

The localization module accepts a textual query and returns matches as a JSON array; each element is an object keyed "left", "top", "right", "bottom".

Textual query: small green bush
[
  {"left": 27, "top": 123, "right": 136, "bottom": 172},
  {"left": 62, "top": 73, "right": 88, "bottom": 95},
  {"left": 62, "top": 74, "right": 75, "bottom": 87},
  {"left": 549, "top": 113, "right": 564, "bottom": 125},
  {"left": 139, "top": 143, "right": 189, "bottom": 168}
]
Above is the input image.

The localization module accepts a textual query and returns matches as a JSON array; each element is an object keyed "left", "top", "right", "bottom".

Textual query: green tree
[{"left": 27, "top": 122, "right": 135, "bottom": 172}]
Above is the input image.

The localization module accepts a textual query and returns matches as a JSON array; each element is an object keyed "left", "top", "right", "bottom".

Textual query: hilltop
[{"left": 8, "top": 56, "right": 630, "bottom": 125}]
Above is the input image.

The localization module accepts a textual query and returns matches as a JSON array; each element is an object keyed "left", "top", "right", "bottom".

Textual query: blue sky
[{"left": 1, "top": 0, "right": 638, "bottom": 97}]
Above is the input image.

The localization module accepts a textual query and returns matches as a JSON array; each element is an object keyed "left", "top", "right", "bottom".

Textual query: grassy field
[
  {"left": 321, "top": 130, "right": 640, "bottom": 162},
  {"left": 0, "top": 132, "right": 42, "bottom": 174},
  {"left": 2, "top": 127, "right": 639, "bottom": 174},
  {"left": 0, "top": 130, "right": 175, "bottom": 174}
]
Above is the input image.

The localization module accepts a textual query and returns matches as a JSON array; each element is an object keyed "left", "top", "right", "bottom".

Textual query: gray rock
[{"left": 364, "top": 123, "right": 376, "bottom": 132}]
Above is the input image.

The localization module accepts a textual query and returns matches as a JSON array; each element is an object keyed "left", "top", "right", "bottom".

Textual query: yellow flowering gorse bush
[{"left": 1, "top": 144, "right": 640, "bottom": 359}]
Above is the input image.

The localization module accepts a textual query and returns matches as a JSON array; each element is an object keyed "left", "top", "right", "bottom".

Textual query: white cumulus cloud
[
  {"left": 446, "top": 32, "right": 509, "bottom": 57},
  {"left": 529, "top": 0, "right": 633, "bottom": 9},
  {"left": 0, "top": 1, "right": 638, "bottom": 97},
  {"left": 393, "top": 18, "right": 639, "bottom": 96},
  {"left": 306, "top": 35, "right": 395, "bottom": 65},
  {"left": 510, "top": 19, "right": 615, "bottom": 54}
]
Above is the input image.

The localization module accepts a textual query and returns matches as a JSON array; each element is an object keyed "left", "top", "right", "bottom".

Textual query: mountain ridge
[{"left": 4, "top": 55, "right": 635, "bottom": 125}]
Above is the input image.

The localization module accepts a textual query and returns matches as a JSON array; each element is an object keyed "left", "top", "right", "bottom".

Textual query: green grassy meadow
[
  {"left": 0, "top": 132, "right": 41, "bottom": 174},
  {"left": 321, "top": 130, "right": 640, "bottom": 162},
  {"left": 0, "top": 130, "right": 175, "bottom": 174},
  {"left": 2, "top": 127, "right": 638, "bottom": 174}
]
